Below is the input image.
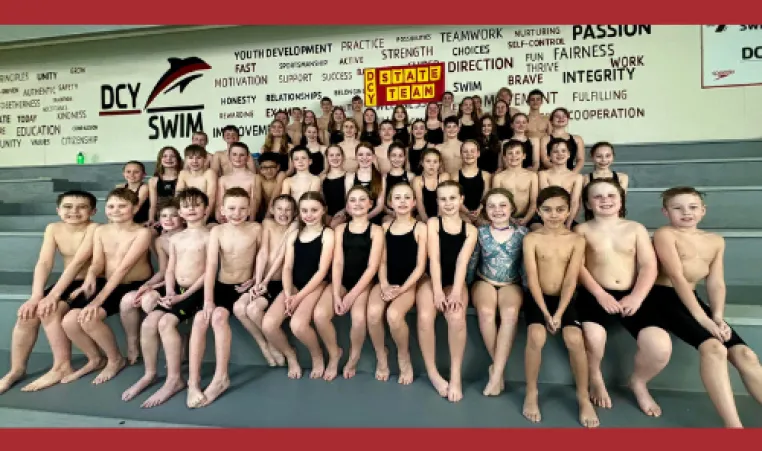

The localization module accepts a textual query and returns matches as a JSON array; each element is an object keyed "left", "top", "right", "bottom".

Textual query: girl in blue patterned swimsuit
[{"left": 468, "top": 188, "right": 528, "bottom": 397}]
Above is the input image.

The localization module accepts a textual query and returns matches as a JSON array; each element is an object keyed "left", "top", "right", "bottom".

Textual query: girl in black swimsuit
[
  {"left": 261, "top": 191, "right": 335, "bottom": 380},
  {"left": 492, "top": 99, "right": 513, "bottom": 141},
  {"left": 415, "top": 180, "right": 478, "bottom": 403},
  {"left": 367, "top": 181, "right": 428, "bottom": 384},
  {"left": 314, "top": 185, "right": 384, "bottom": 381},
  {"left": 408, "top": 119, "right": 430, "bottom": 176},
  {"left": 392, "top": 105, "right": 411, "bottom": 146},
  {"left": 459, "top": 139, "right": 492, "bottom": 224},
  {"left": 122, "top": 160, "right": 150, "bottom": 225},
  {"left": 348, "top": 142, "right": 386, "bottom": 225},
  {"left": 585, "top": 141, "right": 629, "bottom": 192},
  {"left": 424, "top": 101, "right": 444, "bottom": 145},
  {"left": 322, "top": 145, "right": 349, "bottom": 228},
  {"left": 299, "top": 110, "right": 318, "bottom": 146},
  {"left": 148, "top": 146, "right": 182, "bottom": 225},
  {"left": 476, "top": 115, "right": 502, "bottom": 174},
  {"left": 382, "top": 142, "right": 415, "bottom": 222},
  {"left": 510, "top": 113, "right": 540, "bottom": 171},
  {"left": 303, "top": 124, "right": 326, "bottom": 176},
  {"left": 457, "top": 97, "right": 480, "bottom": 142},
  {"left": 359, "top": 108, "right": 381, "bottom": 147},
  {"left": 262, "top": 119, "right": 293, "bottom": 176},
  {"left": 325, "top": 106, "right": 347, "bottom": 146},
  {"left": 541, "top": 107, "right": 585, "bottom": 172},
  {"left": 413, "top": 148, "right": 450, "bottom": 222}
]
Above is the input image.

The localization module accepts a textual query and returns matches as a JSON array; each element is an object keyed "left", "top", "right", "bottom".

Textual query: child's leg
[
  {"left": 562, "top": 326, "right": 599, "bottom": 428},
  {"left": 21, "top": 302, "right": 75, "bottom": 392},
  {"left": 484, "top": 284, "right": 522, "bottom": 396},
  {"left": 630, "top": 327, "right": 672, "bottom": 416},
  {"left": 122, "top": 310, "right": 164, "bottom": 402},
  {"left": 119, "top": 291, "right": 142, "bottom": 364},
  {"left": 313, "top": 284, "right": 341, "bottom": 381},
  {"left": 366, "top": 285, "right": 389, "bottom": 381},
  {"left": 246, "top": 294, "right": 285, "bottom": 366},
  {"left": 187, "top": 311, "right": 210, "bottom": 408},
  {"left": 442, "top": 285, "right": 468, "bottom": 403},
  {"left": 523, "top": 324, "right": 547, "bottom": 423},
  {"left": 471, "top": 281, "right": 498, "bottom": 360},
  {"left": 0, "top": 314, "right": 41, "bottom": 394},
  {"left": 581, "top": 322, "right": 610, "bottom": 408},
  {"left": 728, "top": 345, "right": 762, "bottom": 404},
  {"left": 233, "top": 294, "right": 275, "bottom": 366},
  {"left": 200, "top": 307, "right": 232, "bottom": 407},
  {"left": 698, "top": 340, "right": 742, "bottom": 427},
  {"left": 262, "top": 294, "right": 300, "bottom": 378},
  {"left": 343, "top": 286, "right": 370, "bottom": 379},
  {"left": 416, "top": 278, "right": 448, "bottom": 397},
  {"left": 387, "top": 286, "right": 417, "bottom": 385},
  {"left": 60, "top": 309, "right": 106, "bottom": 383},
  {"left": 79, "top": 306, "right": 126, "bottom": 385},
  {"left": 143, "top": 313, "right": 187, "bottom": 408},
  {"left": 291, "top": 284, "right": 328, "bottom": 380}
]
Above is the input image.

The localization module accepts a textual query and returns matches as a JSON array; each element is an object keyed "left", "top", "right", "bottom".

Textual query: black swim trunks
[
  {"left": 576, "top": 287, "right": 666, "bottom": 338},
  {"left": 154, "top": 284, "right": 204, "bottom": 321},
  {"left": 262, "top": 280, "right": 284, "bottom": 304},
  {"left": 524, "top": 291, "right": 581, "bottom": 329},
  {"left": 214, "top": 281, "right": 245, "bottom": 312},
  {"left": 43, "top": 279, "right": 86, "bottom": 301},
  {"left": 69, "top": 278, "right": 148, "bottom": 317}
]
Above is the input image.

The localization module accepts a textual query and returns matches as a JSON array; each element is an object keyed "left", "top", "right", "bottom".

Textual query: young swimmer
[
  {"left": 187, "top": 188, "right": 263, "bottom": 408},
  {"left": 234, "top": 195, "right": 298, "bottom": 367},
  {"left": 345, "top": 142, "right": 386, "bottom": 225},
  {"left": 538, "top": 139, "right": 584, "bottom": 230},
  {"left": 540, "top": 108, "right": 585, "bottom": 172},
  {"left": 321, "top": 145, "right": 349, "bottom": 228},
  {"left": 148, "top": 146, "right": 182, "bottom": 226},
  {"left": 408, "top": 119, "right": 432, "bottom": 176},
  {"left": 585, "top": 141, "right": 629, "bottom": 192},
  {"left": 382, "top": 142, "right": 415, "bottom": 221},
  {"left": 416, "top": 181, "right": 478, "bottom": 402},
  {"left": 211, "top": 125, "right": 256, "bottom": 176},
  {"left": 314, "top": 186, "right": 385, "bottom": 380},
  {"left": 574, "top": 178, "right": 667, "bottom": 416},
  {"left": 0, "top": 191, "right": 98, "bottom": 394},
  {"left": 119, "top": 199, "right": 185, "bottom": 364},
  {"left": 177, "top": 144, "right": 218, "bottom": 222},
  {"left": 339, "top": 119, "right": 362, "bottom": 172},
  {"left": 303, "top": 124, "right": 327, "bottom": 176},
  {"left": 61, "top": 188, "right": 152, "bottom": 385},
  {"left": 256, "top": 152, "right": 282, "bottom": 221},
  {"left": 216, "top": 142, "right": 260, "bottom": 223},
  {"left": 367, "top": 182, "right": 428, "bottom": 384},
  {"left": 412, "top": 148, "right": 451, "bottom": 223},
  {"left": 651, "top": 187, "right": 762, "bottom": 428},
  {"left": 262, "top": 192, "right": 335, "bottom": 379},
  {"left": 467, "top": 188, "right": 528, "bottom": 396},
  {"left": 458, "top": 140, "right": 492, "bottom": 224},
  {"left": 281, "top": 146, "right": 322, "bottom": 203},
  {"left": 121, "top": 188, "right": 210, "bottom": 408},
  {"left": 436, "top": 116, "right": 463, "bottom": 178},
  {"left": 492, "top": 140, "right": 539, "bottom": 227},
  {"left": 374, "top": 120, "right": 395, "bottom": 174},
  {"left": 121, "top": 161, "right": 150, "bottom": 225},
  {"left": 522, "top": 186, "right": 598, "bottom": 427}
]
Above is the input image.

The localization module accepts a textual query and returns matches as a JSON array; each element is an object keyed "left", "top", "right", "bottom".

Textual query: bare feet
[
  {"left": 142, "top": 377, "right": 186, "bottom": 409},
  {"left": 61, "top": 357, "right": 106, "bottom": 384},
  {"left": 310, "top": 356, "right": 325, "bottom": 379},
  {"left": 261, "top": 346, "right": 277, "bottom": 367},
  {"left": 578, "top": 395, "right": 600, "bottom": 428},
  {"left": 122, "top": 374, "right": 157, "bottom": 402},
  {"left": 199, "top": 375, "right": 230, "bottom": 407},
  {"left": 630, "top": 378, "right": 662, "bottom": 417},
  {"left": 522, "top": 388, "right": 541, "bottom": 423},
  {"left": 447, "top": 378, "right": 463, "bottom": 403},
  {"left": 126, "top": 346, "right": 141, "bottom": 366},
  {"left": 483, "top": 365, "right": 504, "bottom": 397},
  {"left": 590, "top": 374, "right": 612, "bottom": 409},
  {"left": 0, "top": 370, "right": 25, "bottom": 395},
  {"left": 286, "top": 354, "right": 302, "bottom": 379},
  {"left": 93, "top": 357, "right": 126, "bottom": 385},
  {"left": 428, "top": 372, "right": 449, "bottom": 397},
  {"left": 397, "top": 355, "right": 413, "bottom": 385},
  {"left": 21, "top": 367, "right": 72, "bottom": 392},
  {"left": 323, "top": 348, "right": 342, "bottom": 381},
  {"left": 270, "top": 345, "right": 286, "bottom": 367},
  {"left": 186, "top": 384, "right": 206, "bottom": 408}
]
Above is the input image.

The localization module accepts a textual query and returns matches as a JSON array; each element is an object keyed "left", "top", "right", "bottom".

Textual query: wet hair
[
  {"left": 184, "top": 144, "right": 207, "bottom": 158},
  {"left": 176, "top": 187, "right": 209, "bottom": 208},
  {"left": 480, "top": 187, "right": 517, "bottom": 221},
  {"left": 289, "top": 145, "right": 311, "bottom": 161},
  {"left": 387, "top": 141, "right": 407, "bottom": 158},
  {"left": 123, "top": 160, "right": 146, "bottom": 173},
  {"left": 436, "top": 179, "right": 463, "bottom": 196},
  {"left": 420, "top": 147, "right": 442, "bottom": 166},
  {"left": 229, "top": 141, "right": 250, "bottom": 155},
  {"left": 355, "top": 142, "right": 383, "bottom": 199},
  {"left": 536, "top": 186, "right": 570, "bottom": 209},
  {"left": 550, "top": 107, "right": 571, "bottom": 121},
  {"left": 271, "top": 194, "right": 297, "bottom": 219},
  {"left": 548, "top": 138, "right": 569, "bottom": 155},
  {"left": 460, "top": 139, "right": 480, "bottom": 154},
  {"left": 57, "top": 190, "right": 97, "bottom": 209},
  {"left": 297, "top": 191, "right": 327, "bottom": 230},
  {"left": 661, "top": 186, "right": 705, "bottom": 208},
  {"left": 590, "top": 141, "right": 615, "bottom": 157},
  {"left": 258, "top": 152, "right": 281, "bottom": 167},
  {"left": 502, "top": 139, "right": 525, "bottom": 155},
  {"left": 107, "top": 187, "right": 138, "bottom": 206},
  {"left": 443, "top": 116, "right": 459, "bottom": 128},
  {"left": 527, "top": 89, "right": 544, "bottom": 99},
  {"left": 156, "top": 196, "right": 179, "bottom": 214},
  {"left": 320, "top": 97, "right": 333, "bottom": 105},
  {"left": 351, "top": 95, "right": 363, "bottom": 103},
  {"left": 222, "top": 125, "right": 240, "bottom": 136},
  {"left": 154, "top": 146, "right": 182, "bottom": 176},
  {"left": 582, "top": 178, "right": 627, "bottom": 221},
  {"left": 378, "top": 119, "right": 395, "bottom": 134},
  {"left": 223, "top": 187, "right": 250, "bottom": 203}
]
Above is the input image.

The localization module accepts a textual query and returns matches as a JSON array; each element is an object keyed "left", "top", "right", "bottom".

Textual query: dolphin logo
[{"left": 143, "top": 57, "right": 211, "bottom": 110}]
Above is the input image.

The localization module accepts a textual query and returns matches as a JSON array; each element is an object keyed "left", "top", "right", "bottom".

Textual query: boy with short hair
[
  {"left": 216, "top": 142, "right": 260, "bottom": 223},
  {"left": 187, "top": 188, "right": 263, "bottom": 408},
  {"left": 190, "top": 131, "right": 212, "bottom": 169},
  {"left": 317, "top": 97, "right": 333, "bottom": 132},
  {"left": 537, "top": 138, "right": 583, "bottom": 230},
  {"left": 435, "top": 116, "right": 463, "bottom": 178},
  {"left": 211, "top": 125, "right": 256, "bottom": 176},
  {"left": 522, "top": 186, "right": 598, "bottom": 428},
  {"left": 0, "top": 191, "right": 99, "bottom": 394},
  {"left": 256, "top": 152, "right": 282, "bottom": 221},
  {"left": 177, "top": 144, "right": 218, "bottom": 222},
  {"left": 652, "top": 186, "right": 762, "bottom": 428},
  {"left": 492, "top": 140, "right": 539, "bottom": 227},
  {"left": 280, "top": 146, "right": 321, "bottom": 204},
  {"left": 60, "top": 187, "right": 153, "bottom": 385},
  {"left": 122, "top": 188, "right": 210, "bottom": 408}
]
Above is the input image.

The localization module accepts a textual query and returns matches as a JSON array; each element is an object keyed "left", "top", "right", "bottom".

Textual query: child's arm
[
  {"left": 426, "top": 219, "right": 445, "bottom": 298},
  {"left": 250, "top": 175, "right": 261, "bottom": 222},
  {"left": 136, "top": 184, "right": 150, "bottom": 218},
  {"left": 309, "top": 175, "right": 322, "bottom": 193},
  {"left": 205, "top": 169, "right": 218, "bottom": 221},
  {"left": 147, "top": 177, "right": 159, "bottom": 224},
  {"left": 345, "top": 225, "right": 385, "bottom": 302},
  {"left": 571, "top": 136, "right": 586, "bottom": 173},
  {"left": 331, "top": 225, "right": 346, "bottom": 300},
  {"left": 413, "top": 177, "right": 429, "bottom": 222},
  {"left": 629, "top": 224, "right": 659, "bottom": 301},
  {"left": 211, "top": 152, "right": 222, "bottom": 176},
  {"left": 539, "top": 136, "right": 550, "bottom": 169},
  {"left": 567, "top": 175, "right": 583, "bottom": 228},
  {"left": 619, "top": 173, "right": 629, "bottom": 192},
  {"left": 555, "top": 235, "right": 585, "bottom": 317},
  {"left": 262, "top": 223, "right": 297, "bottom": 284},
  {"left": 45, "top": 223, "right": 99, "bottom": 302},
  {"left": 175, "top": 171, "right": 187, "bottom": 192},
  {"left": 450, "top": 223, "right": 479, "bottom": 306},
  {"left": 377, "top": 225, "right": 391, "bottom": 289},
  {"left": 397, "top": 222, "right": 429, "bottom": 293},
  {"left": 520, "top": 173, "right": 539, "bottom": 225},
  {"left": 247, "top": 154, "right": 258, "bottom": 174},
  {"left": 141, "top": 237, "right": 169, "bottom": 290},
  {"left": 88, "top": 229, "right": 152, "bottom": 308},
  {"left": 253, "top": 224, "right": 270, "bottom": 285},
  {"left": 295, "top": 229, "right": 335, "bottom": 301},
  {"left": 203, "top": 228, "right": 221, "bottom": 313},
  {"left": 29, "top": 224, "right": 60, "bottom": 303},
  {"left": 281, "top": 231, "right": 298, "bottom": 296},
  {"left": 522, "top": 234, "right": 551, "bottom": 317},
  {"left": 538, "top": 171, "right": 549, "bottom": 190},
  {"left": 530, "top": 137, "right": 541, "bottom": 171},
  {"left": 215, "top": 177, "right": 226, "bottom": 222},
  {"left": 705, "top": 236, "right": 727, "bottom": 322},
  {"left": 368, "top": 178, "right": 387, "bottom": 221}
]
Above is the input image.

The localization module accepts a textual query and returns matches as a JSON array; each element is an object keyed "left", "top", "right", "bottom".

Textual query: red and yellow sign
[{"left": 364, "top": 62, "right": 446, "bottom": 108}]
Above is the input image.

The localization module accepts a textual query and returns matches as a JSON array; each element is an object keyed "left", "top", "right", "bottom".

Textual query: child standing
[{"left": 321, "top": 145, "right": 348, "bottom": 228}]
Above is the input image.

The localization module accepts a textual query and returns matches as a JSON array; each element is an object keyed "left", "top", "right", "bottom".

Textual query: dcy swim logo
[{"left": 99, "top": 57, "right": 212, "bottom": 140}]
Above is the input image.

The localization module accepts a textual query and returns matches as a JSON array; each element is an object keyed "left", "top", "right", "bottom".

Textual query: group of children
[{"left": 0, "top": 92, "right": 760, "bottom": 428}]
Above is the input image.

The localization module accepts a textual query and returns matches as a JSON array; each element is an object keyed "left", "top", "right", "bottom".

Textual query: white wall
[
  {"left": 0, "top": 26, "right": 161, "bottom": 45},
  {"left": 0, "top": 25, "right": 759, "bottom": 167}
]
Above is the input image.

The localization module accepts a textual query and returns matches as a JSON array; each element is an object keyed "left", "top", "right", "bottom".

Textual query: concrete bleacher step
[
  {"left": 0, "top": 178, "right": 86, "bottom": 203},
  {"left": 0, "top": 163, "right": 152, "bottom": 185},
  {"left": 615, "top": 158, "right": 762, "bottom": 188},
  {"left": 600, "top": 139, "right": 761, "bottom": 163}
]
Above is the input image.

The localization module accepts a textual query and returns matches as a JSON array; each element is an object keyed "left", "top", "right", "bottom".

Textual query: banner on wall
[
  {"left": 363, "top": 62, "right": 445, "bottom": 107},
  {"left": 701, "top": 25, "right": 762, "bottom": 88}
]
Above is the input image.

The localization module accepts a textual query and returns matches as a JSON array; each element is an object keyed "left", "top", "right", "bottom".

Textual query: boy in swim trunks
[
  {"left": 216, "top": 142, "right": 260, "bottom": 223},
  {"left": 537, "top": 139, "right": 583, "bottom": 230},
  {"left": 0, "top": 191, "right": 99, "bottom": 394},
  {"left": 60, "top": 188, "right": 153, "bottom": 385},
  {"left": 177, "top": 144, "right": 218, "bottom": 222},
  {"left": 187, "top": 187, "right": 263, "bottom": 408},
  {"left": 574, "top": 178, "right": 669, "bottom": 417},
  {"left": 522, "top": 186, "right": 598, "bottom": 428},
  {"left": 651, "top": 186, "right": 762, "bottom": 428},
  {"left": 121, "top": 188, "right": 210, "bottom": 408}
]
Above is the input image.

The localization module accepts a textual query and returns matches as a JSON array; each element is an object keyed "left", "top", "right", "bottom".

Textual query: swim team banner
[{"left": 363, "top": 62, "right": 446, "bottom": 107}]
